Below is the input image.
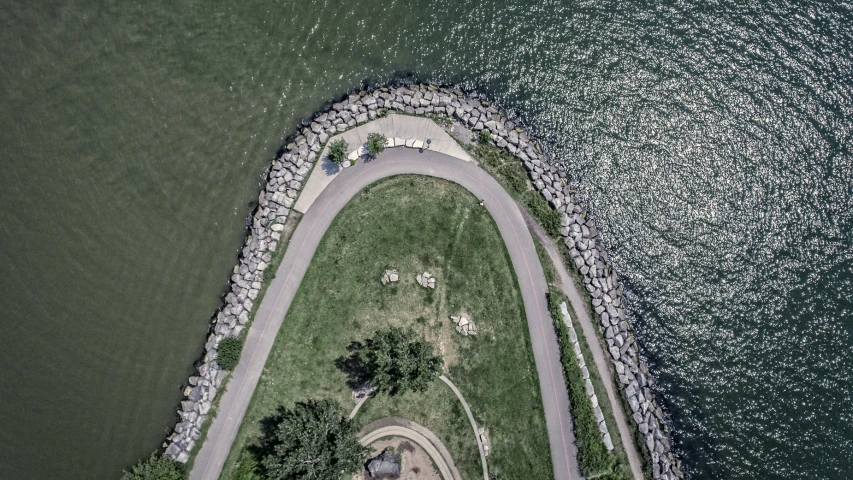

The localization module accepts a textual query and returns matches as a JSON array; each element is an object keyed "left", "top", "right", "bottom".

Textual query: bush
[
  {"left": 327, "top": 139, "right": 348, "bottom": 165},
  {"left": 217, "top": 336, "right": 244, "bottom": 370},
  {"left": 478, "top": 129, "right": 492, "bottom": 144},
  {"left": 379, "top": 107, "right": 388, "bottom": 117},
  {"left": 121, "top": 452, "right": 185, "bottom": 480},
  {"left": 256, "top": 399, "right": 369, "bottom": 480},
  {"left": 232, "top": 452, "right": 261, "bottom": 480},
  {"left": 366, "top": 133, "right": 387, "bottom": 156}
]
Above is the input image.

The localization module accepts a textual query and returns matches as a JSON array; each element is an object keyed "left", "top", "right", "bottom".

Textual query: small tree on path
[
  {"left": 366, "top": 133, "right": 387, "bottom": 157},
  {"left": 364, "top": 326, "right": 442, "bottom": 395},
  {"left": 256, "top": 399, "right": 368, "bottom": 480},
  {"left": 327, "top": 139, "right": 348, "bottom": 165}
]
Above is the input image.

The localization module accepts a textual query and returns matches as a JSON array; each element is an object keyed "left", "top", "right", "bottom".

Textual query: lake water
[{"left": 0, "top": 1, "right": 850, "bottom": 478}]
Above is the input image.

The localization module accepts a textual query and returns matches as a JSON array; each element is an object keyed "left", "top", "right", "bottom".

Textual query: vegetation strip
[
  {"left": 469, "top": 138, "right": 681, "bottom": 478},
  {"left": 548, "top": 289, "right": 630, "bottom": 479}
]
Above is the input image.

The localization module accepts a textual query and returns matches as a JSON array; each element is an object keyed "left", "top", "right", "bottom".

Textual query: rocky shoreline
[{"left": 163, "top": 82, "right": 682, "bottom": 479}]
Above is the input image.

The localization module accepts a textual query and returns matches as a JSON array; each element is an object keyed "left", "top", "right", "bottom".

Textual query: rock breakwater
[{"left": 163, "top": 82, "right": 682, "bottom": 479}]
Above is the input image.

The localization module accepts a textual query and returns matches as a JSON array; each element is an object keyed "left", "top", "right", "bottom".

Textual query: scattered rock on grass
[
  {"left": 451, "top": 314, "right": 478, "bottom": 336},
  {"left": 380, "top": 269, "right": 399, "bottom": 285},
  {"left": 416, "top": 271, "right": 436, "bottom": 289}
]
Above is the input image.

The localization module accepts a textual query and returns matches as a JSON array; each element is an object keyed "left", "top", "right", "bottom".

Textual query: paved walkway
[
  {"left": 358, "top": 417, "right": 462, "bottom": 480},
  {"left": 293, "top": 114, "right": 472, "bottom": 213},
  {"left": 190, "top": 149, "right": 580, "bottom": 480},
  {"left": 521, "top": 208, "right": 645, "bottom": 480},
  {"left": 438, "top": 375, "right": 489, "bottom": 480},
  {"left": 348, "top": 395, "right": 369, "bottom": 420},
  {"left": 350, "top": 375, "right": 489, "bottom": 479}
]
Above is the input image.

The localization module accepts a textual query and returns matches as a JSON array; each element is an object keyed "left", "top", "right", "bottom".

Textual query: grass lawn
[{"left": 220, "top": 175, "right": 554, "bottom": 480}]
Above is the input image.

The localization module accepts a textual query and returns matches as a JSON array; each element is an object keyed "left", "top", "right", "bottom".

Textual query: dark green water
[{"left": 0, "top": 1, "right": 850, "bottom": 478}]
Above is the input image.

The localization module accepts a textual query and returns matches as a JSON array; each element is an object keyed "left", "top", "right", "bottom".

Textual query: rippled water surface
[{"left": 1, "top": 1, "right": 850, "bottom": 478}]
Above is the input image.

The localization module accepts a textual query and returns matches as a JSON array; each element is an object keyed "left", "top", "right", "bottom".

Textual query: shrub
[
  {"left": 379, "top": 107, "right": 388, "bottom": 117},
  {"left": 256, "top": 399, "right": 369, "bottom": 480},
  {"left": 121, "top": 452, "right": 185, "bottom": 480},
  {"left": 366, "top": 132, "right": 387, "bottom": 156},
  {"left": 217, "top": 336, "right": 244, "bottom": 370},
  {"left": 327, "top": 139, "right": 348, "bottom": 165},
  {"left": 478, "top": 129, "right": 492, "bottom": 144},
  {"left": 232, "top": 452, "right": 261, "bottom": 480}
]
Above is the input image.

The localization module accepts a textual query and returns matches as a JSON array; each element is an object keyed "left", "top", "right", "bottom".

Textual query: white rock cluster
[
  {"left": 478, "top": 426, "right": 491, "bottom": 457},
  {"left": 380, "top": 269, "right": 399, "bottom": 285},
  {"left": 416, "top": 271, "right": 436, "bottom": 289},
  {"left": 560, "top": 302, "right": 614, "bottom": 451},
  {"left": 450, "top": 314, "right": 478, "bottom": 336}
]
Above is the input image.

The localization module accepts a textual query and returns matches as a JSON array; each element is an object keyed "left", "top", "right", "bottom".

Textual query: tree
[
  {"left": 256, "top": 399, "right": 368, "bottom": 480},
  {"left": 363, "top": 327, "right": 442, "bottom": 395},
  {"left": 366, "top": 133, "right": 387, "bottom": 157},
  {"left": 121, "top": 452, "right": 185, "bottom": 480},
  {"left": 217, "top": 336, "right": 244, "bottom": 370},
  {"left": 327, "top": 139, "right": 348, "bottom": 165}
]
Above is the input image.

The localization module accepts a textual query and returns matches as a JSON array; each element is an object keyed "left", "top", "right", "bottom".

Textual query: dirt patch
[{"left": 358, "top": 437, "right": 442, "bottom": 480}]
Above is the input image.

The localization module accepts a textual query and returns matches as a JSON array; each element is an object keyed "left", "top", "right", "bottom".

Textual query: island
[{"left": 123, "top": 84, "right": 682, "bottom": 480}]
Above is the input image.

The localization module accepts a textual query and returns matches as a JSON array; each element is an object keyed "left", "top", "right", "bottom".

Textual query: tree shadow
[
  {"left": 334, "top": 340, "right": 372, "bottom": 389},
  {"left": 241, "top": 405, "right": 288, "bottom": 477},
  {"left": 321, "top": 156, "right": 341, "bottom": 175}
]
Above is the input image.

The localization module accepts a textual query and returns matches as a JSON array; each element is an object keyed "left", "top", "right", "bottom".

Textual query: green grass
[
  {"left": 548, "top": 288, "right": 630, "bottom": 480},
  {"left": 535, "top": 240, "right": 558, "bottom": 287},
  {"left": 219, "top": 175, "right": 554, "bottom": 480},
  {"left": 473, "top": 143, "right": 561, "bottom": 236},
  {"left": 426, "top": 113, "right": 453, "bottom": 127}
]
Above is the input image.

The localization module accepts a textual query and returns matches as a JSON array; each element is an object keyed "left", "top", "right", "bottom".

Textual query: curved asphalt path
[
  {"left": 190, "top": 148, "right": 580, "bottom": 480},
  {"left": 358, "top": 416, "right": 463, "bottom": 480}
]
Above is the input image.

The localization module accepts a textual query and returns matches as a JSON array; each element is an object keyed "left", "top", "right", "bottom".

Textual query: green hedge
[{"left": 548, "top": 288, "right": 626, "bottom": 479}]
